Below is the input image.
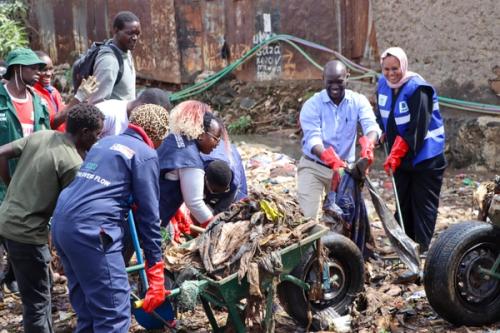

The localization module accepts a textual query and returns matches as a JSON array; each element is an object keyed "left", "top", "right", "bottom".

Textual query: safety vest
[
  {"left": 157, "top": 134, "right": 205, "bottom": 224},
  {"left": 377, "top": 76, "right": 445, "bottom": 165}
]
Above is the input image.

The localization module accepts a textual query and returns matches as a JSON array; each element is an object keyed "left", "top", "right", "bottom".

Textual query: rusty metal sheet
[
  {"left": 277, "top": 0, "right": 338, "bottom": 80},
  {"left": 29, "top": 0, "right": 182, "bottom": 84},
  {"left": 223, "top": 0, "right": 374, "bottom": 82},
  {"left": 343, "top": 0, "right": 371, "bottom": 61},
  {"left": 28, "top": 0, "right": 375, "bottom": 84},
  {"left": 200, "top": 0, "right": 226, "bottom": 72},
  {"left": 174, "top": 0, "right": 204, "bottom": 83},
  {"left": 107, "top": 0, "right": 181, "bottom": 83},
  {"left": 224, "top": 0, "right": 255, "bottom": 82}
]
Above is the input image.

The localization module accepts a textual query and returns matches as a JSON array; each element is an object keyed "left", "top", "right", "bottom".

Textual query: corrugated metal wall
[{"left": 28, "top": 0, "right": 376, "bottom": 84}]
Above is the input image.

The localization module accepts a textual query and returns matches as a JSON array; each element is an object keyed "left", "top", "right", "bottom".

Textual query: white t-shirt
[{"left": 95, "top": 99, "right": 130, "bottom": 137}]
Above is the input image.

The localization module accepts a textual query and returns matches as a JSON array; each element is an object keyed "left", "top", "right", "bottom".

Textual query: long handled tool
[
  {"left": 383, "top": 143, "right": 405, "bottom": 233},
  {"left": 127, "top": 210, "right": 176, "bottom": 330}
]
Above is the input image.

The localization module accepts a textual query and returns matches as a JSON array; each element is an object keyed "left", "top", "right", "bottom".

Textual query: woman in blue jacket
[
  {"left": 378, "top": 47, "right": 446, "bottom": 258},
  {"left": 157, "top": 100, "right": 225, "bottom": 228}
]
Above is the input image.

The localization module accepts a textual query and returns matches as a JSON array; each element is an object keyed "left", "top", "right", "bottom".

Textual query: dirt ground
[{"left": 0, "top": 142, "right": 498, "bottom": 333}]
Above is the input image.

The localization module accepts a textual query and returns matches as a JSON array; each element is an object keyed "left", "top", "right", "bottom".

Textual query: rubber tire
[
  {"left": 277, "top": 232, "right": 364, "bottom": 329},
  {"left": 424, "top": 221, "right": 500, "bottom": 326}
]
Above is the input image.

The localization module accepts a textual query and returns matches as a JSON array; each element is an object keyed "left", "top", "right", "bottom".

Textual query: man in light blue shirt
[{"left": 298, "top": 60, "right": 381, "bottom": 219}]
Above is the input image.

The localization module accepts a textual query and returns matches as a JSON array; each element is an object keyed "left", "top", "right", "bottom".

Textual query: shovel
[{"left": 383, "top": 143, "right": 405, "bottom": 232}]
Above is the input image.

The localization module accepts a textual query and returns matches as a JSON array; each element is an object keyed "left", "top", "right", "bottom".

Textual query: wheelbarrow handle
[
  {"left": 133, "top": 287, "right": 182, "bottom": 309},
  {"left": 128, "top": 210, "right": 149, "bottom": 290},
  {"left": 190, "top": 224, "right": 205, "bottom": 234},
  {"left": 130, "top": 292, "right": 177, "bottom": 329}
]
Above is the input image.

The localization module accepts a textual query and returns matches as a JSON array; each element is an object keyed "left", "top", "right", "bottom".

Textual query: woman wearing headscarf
[
  {"left": 377, "top": 47, "right": 446, "bottom": 258},
  {"left": 51, "top": 104, "right": 170, "bottom": 332},
  {"left": 157, "top": 100, "right": 226, "bottom": 231}
]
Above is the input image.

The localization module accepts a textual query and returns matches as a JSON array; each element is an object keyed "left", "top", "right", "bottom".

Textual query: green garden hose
[{"left": 170, "top": 34, "right": 499, "bottom": 115}]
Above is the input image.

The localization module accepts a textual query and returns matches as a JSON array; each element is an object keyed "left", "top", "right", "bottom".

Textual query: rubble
[{"left": 0, "top": 143, "right": 497, "bottom": 332}]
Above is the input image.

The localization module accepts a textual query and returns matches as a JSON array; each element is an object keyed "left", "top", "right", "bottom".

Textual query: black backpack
[{"left": 72, "top": 40, "right": 124, "bottom": 91}]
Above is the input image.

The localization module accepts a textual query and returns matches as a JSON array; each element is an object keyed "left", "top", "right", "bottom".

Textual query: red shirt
[
  {"left": 33, "top": 82, "right": 66, "bottom": 132},
  {"left": 7, "top": 88, "right": 34, "bottom": 137}
]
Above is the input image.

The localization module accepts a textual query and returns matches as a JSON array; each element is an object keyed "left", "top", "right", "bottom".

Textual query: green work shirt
[
  {"left": 0, "top": 131, "right": 82, "bottom": 245},
  {"left": 0, "top": 83, "right": 50, "bottom": 203}
]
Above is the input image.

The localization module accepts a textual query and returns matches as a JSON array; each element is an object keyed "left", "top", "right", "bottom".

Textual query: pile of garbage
[
  {"left": 238, "top": 144, "right": 298, "bottom": 196},
  {"left": 199, "top": 78, "right": 322, "bottom": 134},
  {"left": 164, "top": 187, "right": 317, "bottom": 331},
  {"left": 164, "top": 188, "right": 311, "bottom": 273}
]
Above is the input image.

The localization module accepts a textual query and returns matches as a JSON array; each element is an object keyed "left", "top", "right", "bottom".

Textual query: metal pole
[
  {"left": 128, "top": 210, "right": 149, "bottom": 290},
  {"left": 383, "top": 143, "right": 405, "bottom": 233}
]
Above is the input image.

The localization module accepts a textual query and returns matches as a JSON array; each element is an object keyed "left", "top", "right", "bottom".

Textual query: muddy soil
[{"left": 1, "top": 142, "right": 498, "bottom": 333}]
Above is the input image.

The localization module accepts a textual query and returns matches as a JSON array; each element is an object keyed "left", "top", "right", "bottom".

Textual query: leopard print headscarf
[{"left": 129, "top": 104, "right": 169, "bottom": 143}]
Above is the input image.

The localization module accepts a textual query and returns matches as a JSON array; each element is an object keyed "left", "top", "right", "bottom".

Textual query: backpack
[{"left": 72, "top": 40, "right": 124, "bottom": 91}]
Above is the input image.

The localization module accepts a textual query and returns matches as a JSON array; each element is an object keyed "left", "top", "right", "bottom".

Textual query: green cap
[{"left": 5, "top": 47, "right": 46, "bottom": 69}]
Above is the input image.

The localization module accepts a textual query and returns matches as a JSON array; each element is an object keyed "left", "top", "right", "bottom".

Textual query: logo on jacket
[
  {"left": 110, "top": 143, "right": 135, "bottom": 159},
  {"left": 378, "top": 94, "right": 387, "bottom": 107},
  {"left": 174, "top": 134, "right": 185, "bottom": 148},
  {"left": 82, "top": 162, "right": 98, "bottom": 171},
  {"left": 399, "top": 101, "right": 409, "bottom": 113}
]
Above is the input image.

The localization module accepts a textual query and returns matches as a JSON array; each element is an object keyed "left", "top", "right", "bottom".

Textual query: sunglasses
[{"left": 205, "top": 131, "right": 221, "bottom": 144}]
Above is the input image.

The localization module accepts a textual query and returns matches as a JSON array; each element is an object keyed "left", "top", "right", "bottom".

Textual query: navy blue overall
[{"left": 51, "top": 128, "right": 162, "bottom": 333}]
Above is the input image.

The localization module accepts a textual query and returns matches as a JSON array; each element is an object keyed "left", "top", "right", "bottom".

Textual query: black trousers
[
  {"left": 4, "top": 239, "right": 53, "bottom": 333},
  {"left": 393, "top": 167, "right": 444, "bottom": 252},
  {"left": 0, "top": 242, "right": 16, "bottom": 285}
]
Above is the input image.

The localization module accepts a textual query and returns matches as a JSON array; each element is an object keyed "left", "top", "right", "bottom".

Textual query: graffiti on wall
[
  {"left": 253, "top": 13, "right": 282, "bottom": 80},
  {"left": 204, "top": 42, "right": 251, "bottom": 72}
]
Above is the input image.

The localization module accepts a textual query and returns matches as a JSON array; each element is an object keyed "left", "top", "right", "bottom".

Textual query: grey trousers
[
  {"left": 4, "top": 238, "right": 53, "bottom": 333},
  {"left": 296, "top": 156, "right": 333, "bottom": 219}
]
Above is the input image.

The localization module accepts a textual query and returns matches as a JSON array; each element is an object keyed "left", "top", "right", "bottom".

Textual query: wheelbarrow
[{"left": 127, "top": 211, "right": 364, "bottom": 332}]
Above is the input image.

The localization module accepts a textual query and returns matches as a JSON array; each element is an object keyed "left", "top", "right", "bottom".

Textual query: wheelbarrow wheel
[
  {"left": 277, "top": 232, "right": 364, "bottom": 329},
  {"left": 424, "top": 221, "right": 500, "bottom": 326}
]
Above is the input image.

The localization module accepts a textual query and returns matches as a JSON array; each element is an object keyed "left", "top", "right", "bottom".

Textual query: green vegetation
[
  {"left": 228, "top": 115, "right": 252, "bottom": 134},
  {"left": 0, "top": 0, "right": 29, "bottom": 58}
]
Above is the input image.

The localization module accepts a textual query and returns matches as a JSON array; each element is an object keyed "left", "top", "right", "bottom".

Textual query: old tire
[
  {"left": 277, "top": 232, "right": 364, "bottom": 329},
  {"left": 424, "top": 221, "right": 500, "bottom": 326}
]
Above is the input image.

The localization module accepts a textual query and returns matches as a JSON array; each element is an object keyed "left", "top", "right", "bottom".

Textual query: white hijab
[{"left": 380, "top": 47, "right": 423, "bottom": 89}]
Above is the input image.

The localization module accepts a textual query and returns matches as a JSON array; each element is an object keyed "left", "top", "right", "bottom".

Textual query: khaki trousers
[{"left": 296, "top": 156, "right": 333, "bottom": 219}]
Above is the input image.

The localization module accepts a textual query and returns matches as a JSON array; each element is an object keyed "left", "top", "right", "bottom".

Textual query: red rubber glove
[
  {"left": 358, "top": 136, "right": 375, "bottom": 165},
  {"left": 169, "top": 215, "right": 181, "bottom": 243},
  {"left": 384, "top": 136, "right": 410, "bottom": 175},
  {"left": 142, "top": 262, "right": 170, "bottom": 313},
  {"left": 320, "top": 147, "right": 347, "bottom": 171},
  {"left": 173, "top": 206, "right": 192, "bottom": 236}
]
